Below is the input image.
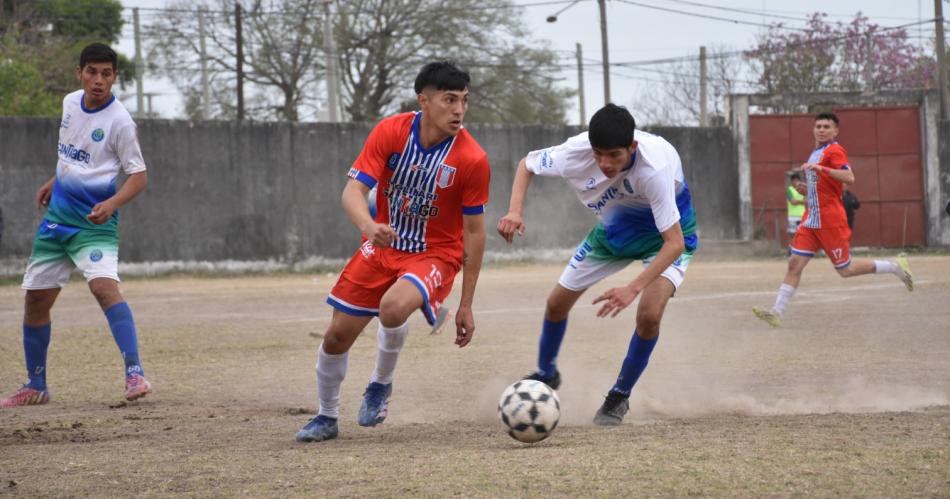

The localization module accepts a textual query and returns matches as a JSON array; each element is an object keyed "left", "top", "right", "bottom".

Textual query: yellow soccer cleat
[
  {"left": 896, "top": 254, "right": 914, "bottom": 292},
  {"left": 752, "top": 306, "right": 781, "bottom": 328}
]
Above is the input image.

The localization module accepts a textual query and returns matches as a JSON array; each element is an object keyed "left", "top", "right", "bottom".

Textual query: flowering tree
[{"left": 747, "top": 13, "right": 935, "bottom": 96}]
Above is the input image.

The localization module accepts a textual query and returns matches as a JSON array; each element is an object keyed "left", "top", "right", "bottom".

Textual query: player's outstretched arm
[
  {"left": 496, "top": 158, "right": 533, "bottom": 244},
  {"left": 593, "top": 223, "right": 685, "bottom": 318},
  {"left": 456, "top": 213, "right": 486, "bottom": 348},
  {"left": 87, "top": 171, "right": 147, "bottom": 224},
  {"left": 341, "top": 178, "right": 396, "bottom": 247},
  {"left": 36, "top": 176, "right": 55, "bottom": 209}
]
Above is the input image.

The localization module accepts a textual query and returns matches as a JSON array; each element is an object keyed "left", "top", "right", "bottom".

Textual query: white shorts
[
  {"left": 557, "top": 252, "right": 691, "bottom": 292},
  {"left": 22, "top": 220, "right": 120, "bottom": 290}
]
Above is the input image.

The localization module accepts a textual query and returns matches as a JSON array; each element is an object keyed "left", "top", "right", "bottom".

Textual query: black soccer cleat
[
  {"left": 593, "top": 390, "right": 629, "bottom": 426},
  {"left": 522, "top": 370, "right": 561, "bottom": 390}
]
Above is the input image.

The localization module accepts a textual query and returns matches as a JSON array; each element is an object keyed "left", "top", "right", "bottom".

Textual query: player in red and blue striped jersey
[
  {"left": 296, "top": 62, "right": 490, "bottom": 442},
  {"left": 753, "top": 112, "right": 914, "bottom": 327}
]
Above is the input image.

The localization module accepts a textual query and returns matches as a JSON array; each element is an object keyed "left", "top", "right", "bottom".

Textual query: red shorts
[
  {"left": 791, "top": 225, "right": 852, "bottom": 268},
  {"left": 327, "top": 241, "right": 459, "bottom": 325}
]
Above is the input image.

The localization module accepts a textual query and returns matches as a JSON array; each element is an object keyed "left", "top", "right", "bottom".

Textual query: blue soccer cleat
[
  {"left": 357, "top": 382, "right": 392, "bottom": 427},
  {"left": 295, "top": 415, "right": 339, "bottom": 442}
]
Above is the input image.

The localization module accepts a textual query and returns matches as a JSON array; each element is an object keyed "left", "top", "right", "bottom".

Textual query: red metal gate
[{"left": 749, "top": 106, "right": 925, "bottom": 248}]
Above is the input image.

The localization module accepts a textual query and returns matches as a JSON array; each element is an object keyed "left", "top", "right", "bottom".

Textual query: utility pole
[
  {"left": 936, "top": 0, "right": 948, "bottom": 119},
  {"left": 865, "top": 32, "right": 874, "bottom": 91},
  {"left": 323, "top": 0, "right": 340, "bottom": 122},
  {"left": 597, "top": 0, "right": 610, "bottom": 104},
  {"left": 699, "top": 46, "right": 708, "bottom": 127},
  {"left": 235, "top": 2, "right": 245, "bottom": 121},
  {"left": 199, "top": 8, "right": 210, "bottom": 119},
  {"left": 576, "top": 42, "right": 586, "bottom": 126},
  {"left": 133, "top": 8, "right": 144, "bottom": 118}
]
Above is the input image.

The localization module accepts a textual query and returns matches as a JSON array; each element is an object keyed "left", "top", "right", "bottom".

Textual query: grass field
[{"left": 1, "top": 256, "right": 949, "bottom": 496}]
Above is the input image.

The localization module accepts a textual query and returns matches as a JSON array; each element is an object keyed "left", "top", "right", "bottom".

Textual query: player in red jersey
[
  {"left": 753, "top": 112, "right": 913, "bottom": 327},
  {"left": 296, "top": 62, "right": 490, "bottom": 442}
]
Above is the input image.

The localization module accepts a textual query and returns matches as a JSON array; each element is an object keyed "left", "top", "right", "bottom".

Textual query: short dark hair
[
  {"left": 80, "top": 43, "right": 118, "bottom": 70},
  {"left": 589, "top": 104, "right": 636, "bottom": 149},
  {"left": 789, "top": 170, "right": 804, "bottom": 182},
  {"left": 815, "top": 112, "right": 839, "bottom": 126},
  {"left": 414, "top": 61, "right": 470, "bottom": 94}
]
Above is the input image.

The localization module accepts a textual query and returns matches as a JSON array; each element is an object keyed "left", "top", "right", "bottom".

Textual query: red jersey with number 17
[
  {"left": 802, "top": 141, "right": 850, "bottom": 230},
  {"left": 347, "top": 111, "right": 490, "bottom": 265}
]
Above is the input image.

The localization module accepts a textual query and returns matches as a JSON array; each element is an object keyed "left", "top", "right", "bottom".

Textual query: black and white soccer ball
[{"left": 497, "top": 379, "right": 560, "bottom": 443}]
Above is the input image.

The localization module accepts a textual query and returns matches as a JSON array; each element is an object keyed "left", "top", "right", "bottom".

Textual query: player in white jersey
[
  {"left": 2, "top": 44, "right": 152, "bottom": 408},
  {"left": 497, "top": 104, "right": 698, "bottom": 425}
]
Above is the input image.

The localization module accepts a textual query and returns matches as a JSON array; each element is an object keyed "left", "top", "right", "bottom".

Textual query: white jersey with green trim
[
  {"left": 47, "top": 90, "right": 146, "bottom": 231},
  {"left": 524, "top": 129, "right": 698, "bottom": 256}
]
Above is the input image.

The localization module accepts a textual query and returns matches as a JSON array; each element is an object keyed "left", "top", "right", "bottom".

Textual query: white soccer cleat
[
  {"left": 896, "top": 254, "right": 914, "bottom": 292},
  {"left": 429, "top": 307, "right": 451, "bottom": 335}
]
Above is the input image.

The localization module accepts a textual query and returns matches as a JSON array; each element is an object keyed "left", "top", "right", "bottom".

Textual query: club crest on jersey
[
  {"left": 387, "top": 153, "right": 400, "bottom": 170},
  {"left": 91, "top": 128, "right": 105, "bottom": 142},
  {"left": 90, "top": 249, "right": 103, "bottom": 262},
  {"left": 359, "top": 240, "right": 375, "bottom": 258},
  {"left": 436, "top": 164, "right": 457, "bottom": 189}
]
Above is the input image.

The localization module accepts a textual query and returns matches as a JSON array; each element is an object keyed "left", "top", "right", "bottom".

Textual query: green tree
[
  {"left": 0, "top": 0, "right": 128, "bottom": 117},
  {"left": 0, "top": 48, "right": 61, "bottom": 115}
]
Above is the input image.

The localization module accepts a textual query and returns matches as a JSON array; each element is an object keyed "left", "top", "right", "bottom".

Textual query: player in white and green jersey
[
  {"left": 497, "top": 104, "right": 697, "bottom": 426},
  {"left": 2, "top": 43, "right": 152, "bottom": 408}
]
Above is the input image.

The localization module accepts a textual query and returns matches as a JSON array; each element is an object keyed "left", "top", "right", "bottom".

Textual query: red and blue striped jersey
[
  {"left": 802, "top": 141, "right": 850, "bottom": 229},
  {"left": 347, "top": 112, "right": 490, "bottom": 264}
]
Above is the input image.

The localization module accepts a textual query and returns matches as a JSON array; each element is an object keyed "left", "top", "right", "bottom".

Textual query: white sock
[
  {"left": 773, "top": 283, "right": 796, "bottom": 316},
  {"left": 316, "top": 343, "right": 348, "bottom": 419},
  {"left": 874, "top": 260, "right": 899, "bottom": 274},
  {"left": 370, "top": 322, "right": 409, "bottom": 385}
]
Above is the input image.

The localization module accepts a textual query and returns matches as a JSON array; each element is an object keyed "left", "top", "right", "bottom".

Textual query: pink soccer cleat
[
  {"left": 1, "top": 386, "right": 50, "bottom": 408},
  {"left": 125, "top": 373, "right": 152, "bottom": 401}
]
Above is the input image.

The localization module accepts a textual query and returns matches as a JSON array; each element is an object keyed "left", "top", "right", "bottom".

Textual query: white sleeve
[
  {"left": 524, "top": 134, "right": 591, "bottom": 178},
  {"left": 113, "top": 121, "right": 147, "bottom": 174},
  {"left": 639, "top": 169, "right": 680, "bottom": 233}
]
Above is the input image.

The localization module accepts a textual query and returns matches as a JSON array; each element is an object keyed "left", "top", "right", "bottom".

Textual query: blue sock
[
  {"left": 537, "top": 318, "right": 567, "bottom": 378},
  {"left": 23, "top": 323, "right": 52, "bottom": 390},
  {"left": 611, "top": 331, "right": 658, "bottom": 396},
  {"left": 105, "top": 302, "right": 143, "bottom": 377}
]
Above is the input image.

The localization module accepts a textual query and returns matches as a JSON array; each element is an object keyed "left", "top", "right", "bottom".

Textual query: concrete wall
[
  {"left": 939, "top": 120, "right": 950, "bottom": 245},
  {"left": 0, "top": 118, "right": 739, "bottom": 262}
]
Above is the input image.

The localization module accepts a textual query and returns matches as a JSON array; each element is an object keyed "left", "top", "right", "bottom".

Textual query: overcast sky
[{"left": 114, "top": 0, "right": 947, "bottom": 122}]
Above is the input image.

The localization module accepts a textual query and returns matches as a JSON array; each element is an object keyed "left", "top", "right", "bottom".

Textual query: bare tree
[
  {"left": 147, "top": 0, "right": 325, "bottom": 121},
  {"left": 629, "top": 47, "right": 744, "bottom": 126}
]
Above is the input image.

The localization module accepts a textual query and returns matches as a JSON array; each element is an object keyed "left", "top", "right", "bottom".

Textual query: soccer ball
[{"left": 497, "top": 379, "right": 560, "bottom": 443}]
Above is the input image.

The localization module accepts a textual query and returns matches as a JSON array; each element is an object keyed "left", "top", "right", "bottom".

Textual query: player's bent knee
[
  {"left": 378, "top": 307, "right": 411, "bottom": 328},
  {"left": 322, "top": 330, "right": 353, "bottom": 354},
  {"left": 635, "top": 311, "right": 662, "bottom": 338},
  {"left": 545, "top": 294, "right": 575, "bottom": 321},
  {"left": 88, "top": 278, "right": 122, "bottom": 308}
]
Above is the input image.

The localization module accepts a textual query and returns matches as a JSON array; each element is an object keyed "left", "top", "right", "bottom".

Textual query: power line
[
  {"left": 652, "top": 0, "right": 807, "bottom": 22},
  {"left": 615, "top": 0, "right": 808, "bottom": 31}
]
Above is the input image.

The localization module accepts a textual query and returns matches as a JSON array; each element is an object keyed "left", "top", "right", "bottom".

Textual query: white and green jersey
[
  {"left": 525, "top": 130, "right": 697, "bottom": 260},
  {"left": 47, "top": 90, "right": 146, "bottom": 232}
]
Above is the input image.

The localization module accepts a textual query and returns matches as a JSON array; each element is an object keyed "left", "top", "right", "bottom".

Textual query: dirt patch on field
[{"left": 1, "top": 257, "right": 949, "bottom": 496}]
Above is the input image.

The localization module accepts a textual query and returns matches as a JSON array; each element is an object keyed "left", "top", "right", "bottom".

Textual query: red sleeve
[
  {"left": 828, "top": 144, "right": 850, "bottom": 170},
  {"left": 349, "top": 118, "right": 398, "bottom": 188},
  {"left": 461, "top": 153, "right": 490, "bottom": 215}
]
